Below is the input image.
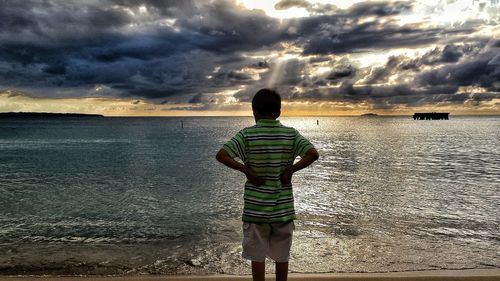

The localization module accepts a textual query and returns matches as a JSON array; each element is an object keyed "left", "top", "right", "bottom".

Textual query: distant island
[
  {"left": 0, "top": 112, "right": 104, "bottom": 118},
  {"left": 360, "top": 113, "right": 379, "bottom": 117}
]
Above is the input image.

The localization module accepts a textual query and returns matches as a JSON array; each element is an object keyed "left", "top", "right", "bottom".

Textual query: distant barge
[{"left": 413, "top": 112, "right": 449, "bottom": 120}]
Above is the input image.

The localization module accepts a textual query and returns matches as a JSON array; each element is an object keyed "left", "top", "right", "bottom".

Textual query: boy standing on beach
[{"left": 216, "top": 89, "right": 319, "bottom": 281}]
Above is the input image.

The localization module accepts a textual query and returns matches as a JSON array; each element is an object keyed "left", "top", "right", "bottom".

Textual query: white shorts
[{"left": 242, "top": 221, "right": 294, "bottom": 263}]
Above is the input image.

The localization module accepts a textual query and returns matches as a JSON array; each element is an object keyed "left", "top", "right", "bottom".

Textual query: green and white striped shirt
[{"left": 223, "top": 119, "right": 314, "bottom": 223}]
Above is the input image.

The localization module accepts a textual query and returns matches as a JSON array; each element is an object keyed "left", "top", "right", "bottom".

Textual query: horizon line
[{"left": 1, "top": 111, "right": 500, "bottom": 118}]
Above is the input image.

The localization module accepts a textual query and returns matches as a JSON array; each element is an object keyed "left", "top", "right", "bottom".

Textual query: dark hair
[{"left": 252, "top": 88, "right": 281, "bottom": 115}]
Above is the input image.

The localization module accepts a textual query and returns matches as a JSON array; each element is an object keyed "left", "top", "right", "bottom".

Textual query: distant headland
[
  {"left": 0, "top": 112, "right": 104, "bottom": 118},
  {"left": 360, "top": 113, "right": 379, "bottom": 117}
]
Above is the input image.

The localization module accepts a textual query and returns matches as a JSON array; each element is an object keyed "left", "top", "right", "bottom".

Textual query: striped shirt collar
[{"left": 256, "top": 119, "right": 281, "bottom": 127}]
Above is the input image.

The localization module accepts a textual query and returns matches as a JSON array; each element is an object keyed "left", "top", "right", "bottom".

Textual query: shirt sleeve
[
  {"left": 293, "top": 130, "right": 314, "bottom": 158},
  {"left": 222, "top": 130, "right": 246, "bottom": 162}
]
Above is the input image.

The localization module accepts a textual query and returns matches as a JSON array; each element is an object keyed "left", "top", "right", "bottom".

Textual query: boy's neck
[
  {"left": 253, "top": 112, "right": 280, "bottom": 123},
  {"left": 255, "top": 117, "right": 278, "bottom": 122}
]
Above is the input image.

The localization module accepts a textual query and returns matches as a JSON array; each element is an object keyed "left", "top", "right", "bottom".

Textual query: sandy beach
[{"left": 1, "top": 269, "right": 500, "bottom": 281}]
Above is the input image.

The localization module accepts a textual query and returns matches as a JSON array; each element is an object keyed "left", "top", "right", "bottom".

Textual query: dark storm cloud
[
  {"left": 0, "top": 0, "right": 289, "bottom": 99},
  {"left": 235, "top": 38, "right": 498, "bottom": 109},
  {"left": 226, "top": 71, "right": 254, "bottom": 81},
  {"left": 275, "top": 0, "right": 311, "bottom": 10},
  {"left": 279, "top": 1, "right": 481, "bottom": 56},
  {"left": 250, "top": 61, "right": 270, "bottom": 69},
  {"left": 42, "top": 63, "right": 67, "bottom": 75},
  {"left": 0, "top": 0, "right": 498, "bottom": 111},
  {"left": 404, "top": 43, "right": 482, "bottom": 69},
  {"left": 297, "top": 20, "right": 473, "bottom": 55},
  {"left": 361, "top": 43, "right": 474, "bottom": 85},
  {"left": 0, "top": 2, "right": 133, "bottom": 47},
  {"left": 275, "top": 0, "right": 338, "bottom": 15},
  {"left": 364, "top": 56, "right": 400, "bottom": 84},
  {"left": 300, "top": 82, "right": 458, "bottom": 101},
  {"left": 279, "top": 82, "right": 465, "bottom": 110},
  {"left": 326, "top": 65, "right": 355, "bottom": 81},
  {"left": 109, "top": 0, "right": 197, "bottom": 15},
  {"left": 324, "top": 39, "right": 500, "bottom": 108},
  {"left": 348, "top": 1, "right": 412, "bottom": 17},
  {"left": 176, "top": 0, "right": 286, "bottom": 53},
  {"left": 188, "top": 93, "right": 203, "bottom": 104},
  {"left": 417, "top": 41, "right": 500, "bottom": 91}
]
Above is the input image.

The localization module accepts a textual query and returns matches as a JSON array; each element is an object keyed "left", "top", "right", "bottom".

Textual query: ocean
[{"left": 0, "top": 116, "right": 498, "bottom": 275}]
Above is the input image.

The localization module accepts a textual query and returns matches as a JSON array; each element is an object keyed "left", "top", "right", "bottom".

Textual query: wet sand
[{"left": 1, "top": 269, "right": 499, "bottom": 281}]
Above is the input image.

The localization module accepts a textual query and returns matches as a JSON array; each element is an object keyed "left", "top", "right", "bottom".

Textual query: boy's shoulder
[{"left": 239, "top": 123, "right": 298, "bottom": 134}]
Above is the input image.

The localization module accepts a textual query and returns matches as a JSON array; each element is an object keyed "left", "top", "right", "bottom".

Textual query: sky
[{"left": 0, "top": 0, "right": 499, "bottom": 116}]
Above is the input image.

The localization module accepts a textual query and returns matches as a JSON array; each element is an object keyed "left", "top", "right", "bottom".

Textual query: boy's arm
[
  {"left": 216, "top": 149, "right": 265, "bottom": 186},
  {"left": 281, "top": 148, "right": 319, "bottom": 184}
]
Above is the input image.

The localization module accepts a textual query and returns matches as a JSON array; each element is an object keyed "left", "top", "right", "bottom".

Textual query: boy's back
[{"left": 223, "top": 119, "right": 314, "bottom": 223}]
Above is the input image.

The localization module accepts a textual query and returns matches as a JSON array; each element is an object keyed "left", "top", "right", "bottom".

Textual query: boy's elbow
[
  {"left": 312, "top": 152, "right": 319, "bottom": 161},
  {"left": 309, "top": 149, "right": 319, "bottom": 161},
  {"left": 215, "top": 149, "right": 227, "bottom": 163},
  {"left": 216, "top": 150, "right": 223, "bottom": 162}
]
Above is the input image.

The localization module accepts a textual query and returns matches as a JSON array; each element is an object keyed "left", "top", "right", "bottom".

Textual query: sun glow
[
  {"left": 236, "top": 0, "right": 309, "bottom": 19},
  {"left": 409, "top": 0, "right": 498, "bottom": 26},
  {"left": 314, "top": 66, "right": 332, "bottom": 76},
  {"left": 353, "top": 46, "right": 438, "bottom": 68}
]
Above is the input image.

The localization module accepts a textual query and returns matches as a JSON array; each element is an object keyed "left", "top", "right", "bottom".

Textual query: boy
[{"left": 216, "top": 89, "right": 319, "bottom": 281}]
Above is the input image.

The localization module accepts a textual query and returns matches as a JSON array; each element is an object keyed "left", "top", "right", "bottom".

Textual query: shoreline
[{"left": 1, "top": 269, "right": 500, "bottom": 280}]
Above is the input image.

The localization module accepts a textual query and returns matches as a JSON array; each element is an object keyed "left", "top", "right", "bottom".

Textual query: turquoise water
[{"left": 0, "top": 116, "right": 499, "bottom": 275}]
